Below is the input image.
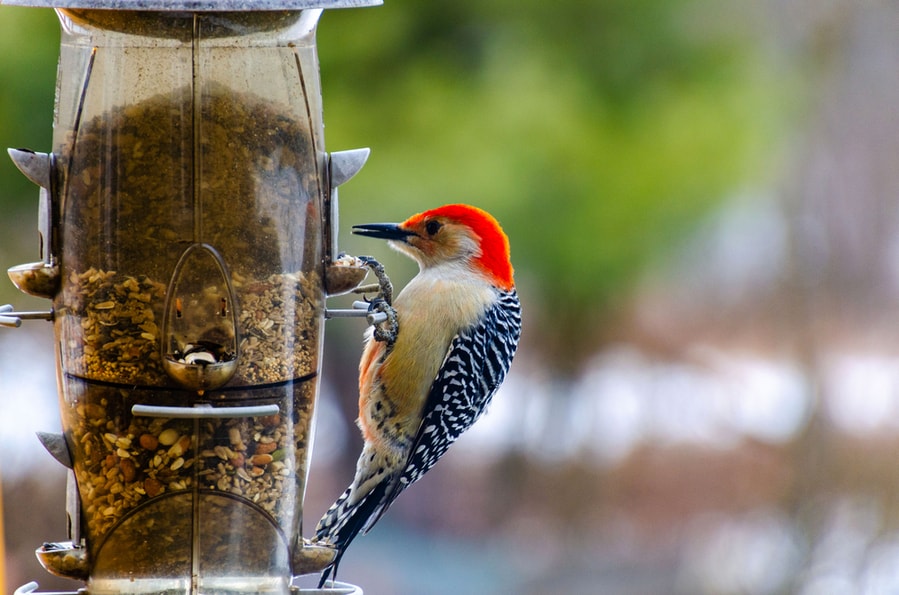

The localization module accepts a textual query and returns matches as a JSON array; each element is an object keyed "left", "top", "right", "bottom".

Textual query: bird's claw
[
  {"left": 368, "top": 297, "right": 398, "bottom": 345},
  {"left": 345, "top": 256, "right": 397, "bottom": 345},
  {"left": 357, "top": 256, "right": 393, "bottom": 306}
]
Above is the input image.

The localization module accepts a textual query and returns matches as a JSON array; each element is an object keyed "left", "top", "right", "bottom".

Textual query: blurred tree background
[
  {"left": 5, "top": 0, "right": 899, "bottom": 594},
  {"left": 316, "top": 0, "right": 786, "bottom": 374}
]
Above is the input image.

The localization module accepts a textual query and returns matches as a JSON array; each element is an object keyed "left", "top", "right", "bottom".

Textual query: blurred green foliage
[
  {"left": 318, "top": 0, "right": 788, "bottom": 371},
  {"left": 0, "top": 7, "right": 58, "bottom": 204},
  {"left": 0, "top": 0, "right": 789, "bottom": 372}
]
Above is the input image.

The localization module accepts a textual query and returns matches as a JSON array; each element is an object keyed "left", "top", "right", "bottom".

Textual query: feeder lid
[{"left": 1, "top": 0, "right": 380, "bottom": 9}]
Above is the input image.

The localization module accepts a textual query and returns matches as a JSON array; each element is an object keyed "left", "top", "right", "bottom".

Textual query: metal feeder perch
[{"left": 1, "top": 0, "right": 384, "bottom": 592}]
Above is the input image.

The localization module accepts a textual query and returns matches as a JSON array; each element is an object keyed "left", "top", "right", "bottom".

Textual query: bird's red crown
[{"left": 404, "top": 204, "right": 515, "bottom": 291}]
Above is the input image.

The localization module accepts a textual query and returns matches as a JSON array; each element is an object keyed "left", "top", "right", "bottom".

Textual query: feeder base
[{"left": 15, "top": 580, "right": 362, "bottom": 595}]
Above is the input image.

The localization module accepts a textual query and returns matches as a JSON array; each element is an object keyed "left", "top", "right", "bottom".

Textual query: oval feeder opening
[{"left": 162, "top": 243, "right": 239, "bottom": 392}]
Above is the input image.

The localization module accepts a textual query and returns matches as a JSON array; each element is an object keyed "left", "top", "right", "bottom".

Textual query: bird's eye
[{"left": 425, "top": 220, "right": 442, "bottom": 236}]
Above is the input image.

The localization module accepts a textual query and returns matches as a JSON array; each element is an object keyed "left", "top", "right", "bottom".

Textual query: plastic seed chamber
[{"left": 2, "top": 1, "right": 380, "bottom": 593}]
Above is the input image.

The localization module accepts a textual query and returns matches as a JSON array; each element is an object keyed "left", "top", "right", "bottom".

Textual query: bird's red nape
[{"left": 402, "top": 203, "right": 515, "bottom": 291}]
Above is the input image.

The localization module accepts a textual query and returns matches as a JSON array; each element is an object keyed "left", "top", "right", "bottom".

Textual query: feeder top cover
[{"left": 1, "top": 0, "right": 380, "bottom": 9}]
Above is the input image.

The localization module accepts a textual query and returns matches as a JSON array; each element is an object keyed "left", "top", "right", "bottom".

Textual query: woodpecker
[{"left": 315, "top": 203, "right": 521, "bottom": 583}]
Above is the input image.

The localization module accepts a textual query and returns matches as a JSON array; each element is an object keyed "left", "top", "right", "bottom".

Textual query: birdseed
[
  {"left": 66, "top": 380, "right": 315, "bottom": 562},
  {"left": 49, "top": 78, "right": 326, "bottom": 577}
]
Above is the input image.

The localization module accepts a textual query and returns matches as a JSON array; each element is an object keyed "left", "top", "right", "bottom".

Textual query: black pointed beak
[{"left": 352, "top": 223, "right": 416, "bottom": 241}]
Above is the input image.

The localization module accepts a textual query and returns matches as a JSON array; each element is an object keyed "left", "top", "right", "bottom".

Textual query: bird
[{"left": 315, "top": 203, "right": 522, "bottom": 584}]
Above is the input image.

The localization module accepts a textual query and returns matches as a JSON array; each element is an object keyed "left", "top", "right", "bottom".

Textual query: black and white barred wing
[{"left": 364, "top": 290, "right": 521, "bottom": 531}]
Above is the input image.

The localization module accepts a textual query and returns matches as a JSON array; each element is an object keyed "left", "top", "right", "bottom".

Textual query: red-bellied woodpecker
[{"left": 315, "top": 203, "right": 521, "bottom": 583}]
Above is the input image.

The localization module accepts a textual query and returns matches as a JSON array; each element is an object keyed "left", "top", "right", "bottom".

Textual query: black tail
[{"left": 315, "top": 481, "right": 390, "bottom": 587}]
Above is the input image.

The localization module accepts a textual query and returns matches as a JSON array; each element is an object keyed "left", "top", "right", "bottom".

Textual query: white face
[{"left": 391, "top": 217, "right": 481, "bottom": 269}]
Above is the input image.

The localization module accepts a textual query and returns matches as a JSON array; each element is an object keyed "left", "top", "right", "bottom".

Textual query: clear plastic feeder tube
[{"left": 11, "top": 5, "right": 377, "bottom": 593}]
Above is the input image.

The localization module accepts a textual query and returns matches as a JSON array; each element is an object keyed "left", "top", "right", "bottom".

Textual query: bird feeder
[{"left": 1, "top": 0, "right": 381, "bottom": 593}]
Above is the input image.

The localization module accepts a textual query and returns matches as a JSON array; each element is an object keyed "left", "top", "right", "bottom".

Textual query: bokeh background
[{"left": 3, "top": 0, "right": 899, "bottom": 593}]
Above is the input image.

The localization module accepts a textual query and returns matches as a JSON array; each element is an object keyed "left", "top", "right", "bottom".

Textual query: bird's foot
[
  {"left": 367, "top": 297, "right": 398, "bottom": 345},
  {"left": 357, "top": 255, "right": 394, "bottom": 306}
]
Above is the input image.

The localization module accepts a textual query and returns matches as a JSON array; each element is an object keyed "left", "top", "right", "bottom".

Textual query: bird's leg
[
  {"left": 353, "top": 256, "right": 398, "bottom": 345},
  {"left": 356, "top": 255, "right": 393, "bottom": 305},
  {"left": 367, "top": 297, "right": 398, "bottom": 345}
]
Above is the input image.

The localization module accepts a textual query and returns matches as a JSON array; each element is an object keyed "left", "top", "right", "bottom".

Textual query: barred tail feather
[
  {"left": 314, "top": 480, "right": 390, "bottom": 586},
  {"left": 314, "top": 486, "right": 350, "bottom": 542}
]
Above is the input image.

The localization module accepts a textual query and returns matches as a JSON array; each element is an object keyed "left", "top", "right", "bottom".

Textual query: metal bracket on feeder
[
  {"left": 7, "top": 149, "right": 54, "bottom": 263},
  {"left": 323, "top": 149, "right": 372, "bottom": 297},
  {"left": 34, "top": 431, "right": 85, "bottom": 570},
  {"left": 326, "top": 148, "right": 370, "bottom": 264},
  {"left": 0, "top": 304, "right": 54, "bottom": 328},
  {"left": 36, "top": 432, "right": 72, "bottom": 468},
  {"left": 6, "top": 149, "right": 61, "bottom": 299},
  {"left": 326, "top": 300, "right": 390, "bottom": 325}
]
